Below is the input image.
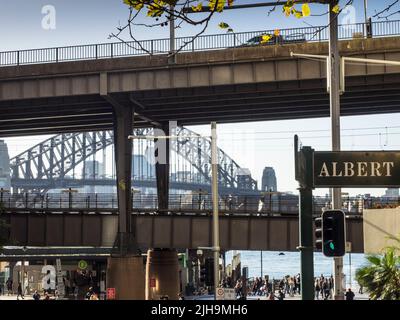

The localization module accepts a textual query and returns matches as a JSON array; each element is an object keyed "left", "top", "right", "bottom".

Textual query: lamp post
[{"left": 364, "top": 0, "right": 368, "bottom": 37}]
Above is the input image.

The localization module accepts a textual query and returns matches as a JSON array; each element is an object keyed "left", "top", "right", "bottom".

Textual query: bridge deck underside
[
  {"left": 0, "top": 75, "right": 399, "bottom": 137},
  {"left": 2, "top": 212, "right": 364, "bottom": 253}
]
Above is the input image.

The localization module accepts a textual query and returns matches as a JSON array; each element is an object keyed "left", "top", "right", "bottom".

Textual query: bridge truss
[{"left": 10, "top": 127, "right": 258, "bottom": 194}]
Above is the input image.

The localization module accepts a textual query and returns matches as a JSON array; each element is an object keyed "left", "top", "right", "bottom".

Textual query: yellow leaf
[
  {"left": 261, "top": 34, "right": 272, "bottom": 44},
  {"left": 218, "top": 22, "right": 230, "bottom": 29},
  {"left": 284, "top": 6, "right": 291, "bottom": 17},
  {"left": 191, "top": 3, "right": 203, "bottom": 12},
  {"left": 332, "top": 4, "right": 340, "bottom": 14},
  {"left": 294, "top": 10, "right": 302, "bottom": 19},
  {"left": 302, "top": 3, "right": 311, "bottom": 17}
]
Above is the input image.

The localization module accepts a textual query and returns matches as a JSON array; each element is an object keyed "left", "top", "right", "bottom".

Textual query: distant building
[
  {"left": 0, "top": 140, "right": 11, "bottom": 189},
  {"left": 82, "top": 160, "right": 104, "bottom": 179},
  {"left": 384, "top": 188, "right": 399, "bottom": 198},
  {"left": 261, "top": 167, "right": 277, "bottom": 192},
  {"left": 236, "top": 168, "right": 253, "bottom": 190},
  {"left": 132, "top": 154, "right": 155, "bottom": 180}
]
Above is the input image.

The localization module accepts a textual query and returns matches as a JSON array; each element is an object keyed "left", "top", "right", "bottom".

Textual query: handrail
[
  {"left": 1, "top": 192, "right": 397, "bottom": 214},
  {"left": 1, "top": 20, "right": 399, "bottom": 67}
]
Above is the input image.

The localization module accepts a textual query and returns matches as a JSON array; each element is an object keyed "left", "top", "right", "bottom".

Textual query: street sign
[
  {"left": 150, "top": 278, "right": 156, "bottom": 288},
  {"left": 314, "top": 151, "right": 400, "bottom": 188},
  {"left": 107, "top": 288, "right": 116, "bottom": 300},
  {"left": 215, "top": 287, "right": 236, "bottom": 300},
  {"left": 216, "top": 287, "right": 224, "bottom": 300},
  {"left": 78, "top": 260, "right": 88, "bottom": 270},
  {"left": 224, "top": 288, "right": 236, "bottom": 300}
]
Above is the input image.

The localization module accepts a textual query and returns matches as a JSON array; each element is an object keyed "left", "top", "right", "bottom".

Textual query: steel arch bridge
[{"left": 10, "top": 127, "right": 258, "bottom": 194}]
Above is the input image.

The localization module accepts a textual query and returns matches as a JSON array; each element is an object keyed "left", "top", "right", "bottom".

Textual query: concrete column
[
  {"left": 106, "top": 255, "right": 145, "bottom": 300},
  {"left": 113, "top": 104, "right": 134, "bottom": 254},
  {"left": 155, "top": 123, "right": 170, "bottom": 211},
  {"left": 145, "top": 249, "right": 180, "bottom": 300}
]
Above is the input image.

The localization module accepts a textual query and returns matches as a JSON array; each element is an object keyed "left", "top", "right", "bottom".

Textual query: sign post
[
  {"left": 295, "top": 135, "right": 400, "bottom": 300},
  {"left": 295, "top": 137, "right": 315, "bottom": 300},
  {"left": 56, "top": 259, "right": 65, "bottom": 298}
]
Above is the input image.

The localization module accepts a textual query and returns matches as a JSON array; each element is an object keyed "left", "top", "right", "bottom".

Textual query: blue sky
[{"left": 1, "top": 0, "right": 400, "bottom": 196}]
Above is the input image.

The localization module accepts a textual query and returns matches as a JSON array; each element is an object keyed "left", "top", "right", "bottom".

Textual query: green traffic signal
[{"left": 329, "top": 242, "right": 335, "bottom": 250}]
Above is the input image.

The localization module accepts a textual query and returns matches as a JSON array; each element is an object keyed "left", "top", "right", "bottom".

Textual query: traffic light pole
[
  {"left": 298, "top": 147, "right": 315, "bottom": 300},
  {"left": 329, "top": 0, "right": 345, "bottom": 300}
]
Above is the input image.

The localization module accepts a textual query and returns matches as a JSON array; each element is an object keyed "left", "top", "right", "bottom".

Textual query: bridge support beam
[
  {"left": 145, "top": 248, "right": 180, "bottom": 300},
  {"left": 155, "top": 123, "right": 170, "bottom": 211},
  {"left": 106, "top": 255, "right": 145, "bottom": 300}
]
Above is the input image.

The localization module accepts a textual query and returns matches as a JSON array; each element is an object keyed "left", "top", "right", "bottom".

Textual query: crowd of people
[
  {"left": 314, "top": 274, "right": 334, "bottom": 300},
  {"left": 217, "top": 273, "right": 357, "bottom": 300},
  {"left": 1, "top": 269, "right": 101, "bottom": 300}
]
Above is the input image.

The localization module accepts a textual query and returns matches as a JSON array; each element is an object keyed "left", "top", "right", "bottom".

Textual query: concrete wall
[{"left": 363, "top": 208, "right": 400, "bottom": 254}]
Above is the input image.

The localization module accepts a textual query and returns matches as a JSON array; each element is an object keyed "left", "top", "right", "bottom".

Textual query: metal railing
[
  {"left": 1, "top": 20, "right": 399, "bottom": 67},
  {"left": 1, "top": 192, "right": 396, "bottom": 215}
]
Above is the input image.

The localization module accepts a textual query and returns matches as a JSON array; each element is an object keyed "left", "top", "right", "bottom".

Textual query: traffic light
[
  {"left": 366, "top": 17, "right": 373, "bottom": 38},
  {"left": 204, "top": 257, "right": 214, "bottom": 287},
  {"left": 315, "top": 210, "right": 346, "bottom": 257},
  {"left": 200, "top": 264, "right": 206, "bottom": 284}
]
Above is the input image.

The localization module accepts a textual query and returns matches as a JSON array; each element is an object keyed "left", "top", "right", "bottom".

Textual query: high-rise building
[
  {"left": 236, "top": 168, "right": 254, "bottom": 190},
  {"left": 0, "top": 140, "right": 11, "bottom": 189},
  {"left": 384, "top": 188, "right": 399, "bottom": 198},
  {"left": 262, "top": 167, "right": 277, "bottom": 192},
  {"left": 82, "top": 160, "right": 104, "bottom": 179}
]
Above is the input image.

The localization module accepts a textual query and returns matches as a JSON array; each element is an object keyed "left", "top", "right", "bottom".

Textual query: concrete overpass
[
  {"left": 1, "top": 36, "right": 400, "bottom": 136},
  {"left": 0, "top": 210, "right": 364, "bottom": 253}
]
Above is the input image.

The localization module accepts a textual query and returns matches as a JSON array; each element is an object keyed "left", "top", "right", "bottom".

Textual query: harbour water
[{"left": 226, "top": 251, "right": 368, "bottom": 288}]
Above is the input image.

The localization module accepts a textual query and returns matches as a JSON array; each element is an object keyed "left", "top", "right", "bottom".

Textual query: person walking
[
  {"left": 6, "top": 278, "right": 13, "bottom": 295},
  {"left": 315, "top": 280, "right": 320, "bottom": 300},
  {"left": 17, "top": 282, "right": 24, "bottom": 300},
  {"left": 358, "top": 285, "right": 363, "bottom": 294}
]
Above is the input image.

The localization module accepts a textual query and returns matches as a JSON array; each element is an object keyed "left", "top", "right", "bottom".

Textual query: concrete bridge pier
[
  {"left": 155, "top": 122, "right": 170, "bottom": 212},
  {"left": 145, "top": 249, "right": 180, "bottom": 300},
  {"left": 105, "top": 100, "right": 144, "bottom": 299},
  {"left": 106, "top": 255, "right": 145, "bottom": 300}
]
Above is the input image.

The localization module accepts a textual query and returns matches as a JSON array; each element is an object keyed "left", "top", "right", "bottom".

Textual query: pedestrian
[
  {"left": 315, "top": 280, "right": 320, "bottom": 300},
  {"left": 33, "top": 290, "right": 41, "bottom": 300},
  {"left": 358, "top": 285, "right": 363, "bottom": 294},
  {"left": 17, "top": 282, "right": 24, "bottom": 300},
  {"left": 277, "top": 290, "right": 285, "bottom": 300},
  {"left": 345, "top": 288, "right": 355, "bottom": 300},
  {"left": 323, "top": 280, "right": 329, "bottom": 300},
  {"left": 6, "top": 278, "right": 13, "bottom": 295}
]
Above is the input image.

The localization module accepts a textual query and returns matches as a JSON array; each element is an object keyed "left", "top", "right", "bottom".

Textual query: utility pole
[
  {"left": 211, "top": 122, "right": 220, "bottom": 298},
  {"left": 169, "top": 5, "right": 176, "bottom": 64},
  {"left": 329, "top": 0, "right": 344, "bottom": 300}
]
